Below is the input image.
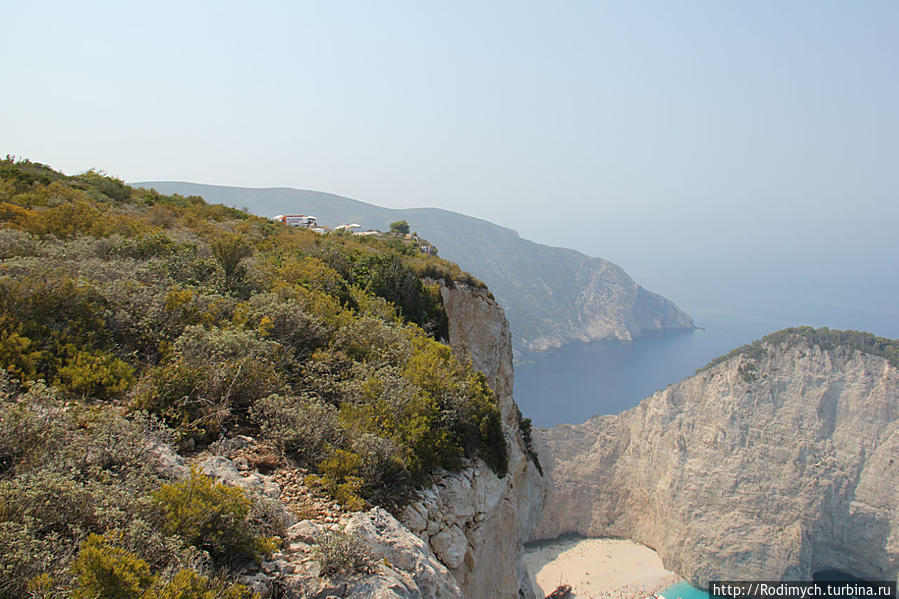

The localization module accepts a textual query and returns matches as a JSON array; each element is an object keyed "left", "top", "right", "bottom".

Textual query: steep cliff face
[
  {"left": 397, "top": 284, "right": 548, "bottom": 598},
  {"left": 534, "top": 337, "right": 899, "bottom": 586}
]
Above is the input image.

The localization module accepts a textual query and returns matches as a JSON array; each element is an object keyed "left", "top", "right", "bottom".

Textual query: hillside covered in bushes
[{"left": 0, "top": 158, "right": 507, "bottom": 597}]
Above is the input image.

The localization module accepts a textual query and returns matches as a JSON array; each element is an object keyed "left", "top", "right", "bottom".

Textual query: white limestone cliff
[
  {"left": 395, "top": 283, "right": 548, "bottom": 598},
  {"left": 534, "top": 337, "right": 899, "bottom": 586}
]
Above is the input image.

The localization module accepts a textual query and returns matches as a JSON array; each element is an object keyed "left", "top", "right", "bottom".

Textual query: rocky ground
[{"left": 151, "top": 435, "right": 463, "bottom": 599}]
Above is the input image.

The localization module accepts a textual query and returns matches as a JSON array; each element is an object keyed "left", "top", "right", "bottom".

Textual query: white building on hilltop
[{"left": 274, "top": 214, "right": 317, "bottom": 227}]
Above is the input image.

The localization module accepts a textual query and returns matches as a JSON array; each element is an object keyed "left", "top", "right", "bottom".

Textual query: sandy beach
[{"left": 523, "top": 536, "right": 683, "bottom": 599}]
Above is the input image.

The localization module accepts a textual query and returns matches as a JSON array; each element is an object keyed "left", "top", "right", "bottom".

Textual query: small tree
[{"left": 389, "top": 220, "right": 410, "bottom": 235}]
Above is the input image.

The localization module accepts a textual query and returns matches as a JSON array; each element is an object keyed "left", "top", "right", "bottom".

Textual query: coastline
[{"left": 523, "top": 536, "right": 683, "bottom": 599}]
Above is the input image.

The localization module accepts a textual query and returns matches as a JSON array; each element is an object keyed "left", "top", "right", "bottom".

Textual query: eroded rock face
[
  {"left": 343, "top": 508, "right": 463, "bottom": 598},
  {"left": 534, "top": 341, "right": 899, "bottom": 586},
  {"left": 274, "top": 509, "right": 463, "bottom": 599},
  {"left": 394, "top": 284, "right": 548, "bottom": 598}
]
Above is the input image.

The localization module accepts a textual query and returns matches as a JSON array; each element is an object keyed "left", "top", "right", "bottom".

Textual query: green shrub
[
  {"left": 330, "top": 316, "right": 413, "bottom": 365},
  {"left": 338, "top": 365, "right": 462, "bottom": 480},
  {"left": 269, "top": 254, "right": 352, "bottom": 304},
  {"left": 233, "top": 293, "right": 328, "bottom": 359},
  {"left": 69, "top": 535, "right": 250, "bottom": 599},
  {"left": 312, "top": 449, "right": 367, "bottom": 511},
  {"left": 1, "top": 470, "right": 100, "bottom": 540},
  {"left": 26, "top": 573, "right": 63, "bottom": 599},
  {"left": 351, "top": 434, "right": 410, "bottom": 506},
  {"left": 0, "top": 378, "right": 66, "bottom": 475},
  {"left": 76, "top": 170, "right": 133, "bottom": 203},
  {"left": 130, "top": 361, "right": 225, "bottom": 442},
  {"left": 144, "top": 204, "right": 178, "bottom": 228},
  {"left": 153, "top": 569, "right": 253, "bottom": 599},
  {"left": 0, "top": 521, "right": 58, "bottom": 598},
  {"left": 315, "top": 530, "right": 371, "bottom": 576},
  {"left": 477, "top": 409, "right": 508, "bottom": 478},
  {"left": 0, "top": 158, "right": 57, "bottom": 192},
  {"left": 403, "top": 337, "right": 508, "bottom": 477},
  {"left": 169, "top": 325, "right": 287, "bottom": 412},
  {"left": 150, "top": 286, "right": 236, "bottom": 339},
  {"left": 250, "top": 394, "right": 342, "bottom": 464},
  {"left": 20, "top": 200, "right": 115, "bottom": 239},
  {"left": 0, "top": 276, "right": 142, "bottom": 399},
  {"left": 389, "top": 220, "right": 410, "bottom": 235},
  {"left": 157, "top": 252, "right": 221, "bottom": 287},
  {"left": 70, "top": 534, "right": 154, "bottom": 599},
  {"left": 211, "top": 234, "right": 252, "bottom": 285},
  {"left": 350, "top": 253, "right": 447, "bottom": 338},
  {"left": 151, "top": 469, "right": 275, "bottom": 567},
  {"left": 56, "top": 348, "right": 135, "bottom": 398},
  {"left": 517, "top": 413, "right": 543, "bottom": 475},
  {"left": 347, "top": 285, "right": 402, "bottom": 325},
  {"left": 0, "top": 228, "right": 38, "bottom": 259},
  {"left": 131, "top": 354, "right": 283, "bottom": 442},
  {"left": 0, "top": 324, "right": 45, "bottom": 384},
  {"left": 173, "top": 325, "right": 286, "bottom": 369},
  {"left": 403, "top": 253, "right": 488, "bottom": 291},
  {"left": 107, "top": 232, "right": 181, "bottom": 260}
]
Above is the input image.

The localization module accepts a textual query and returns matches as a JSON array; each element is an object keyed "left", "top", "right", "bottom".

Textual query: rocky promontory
[{"left": 534, "top": 328, "right": 899, "bottom": 586}]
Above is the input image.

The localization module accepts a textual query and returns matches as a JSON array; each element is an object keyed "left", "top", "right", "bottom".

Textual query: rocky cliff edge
[
  {"left": 150, "top": 283, "right": 548, "bottom": 599},
  {"left": 395, "top": 283, "right": 548, "bottom": 598}
]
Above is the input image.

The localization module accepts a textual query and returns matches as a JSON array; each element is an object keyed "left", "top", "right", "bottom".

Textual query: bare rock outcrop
[
  {"left": 257, "top": 508, "right": 464, "bottom": 599},
  {"left": 393, "top": 284, "right": 548, "bottom": 598},
  {"left": 177, "top": 450, "right": 463, "bottom": 598},
  {"left": 534, "top": 333, "right": 899, "bottom": 586}
]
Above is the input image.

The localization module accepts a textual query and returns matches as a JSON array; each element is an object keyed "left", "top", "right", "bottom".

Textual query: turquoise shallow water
[{"left": 661, "top": 580, "right": 708, "bottom": 599}]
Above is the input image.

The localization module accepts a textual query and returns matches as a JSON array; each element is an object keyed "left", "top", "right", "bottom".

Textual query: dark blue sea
[
  {"left": 513, "top": 304, "right": 899, "bottom": 428},
  {"left": 513, "top": 308, "right": 790, "bottom": 427}
]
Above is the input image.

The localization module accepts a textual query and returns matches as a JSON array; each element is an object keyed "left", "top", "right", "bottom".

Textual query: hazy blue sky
[{"left": 4, "top": 1, "right": 898, "bottom": 332}]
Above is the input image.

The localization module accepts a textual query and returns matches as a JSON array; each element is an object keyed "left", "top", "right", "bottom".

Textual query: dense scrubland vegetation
[
  {"left": 699, "top": 326, "right": 899, "bottom": 374},
  {"left": 0, "top": 158, "right": 507, "bottom": 597}
]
